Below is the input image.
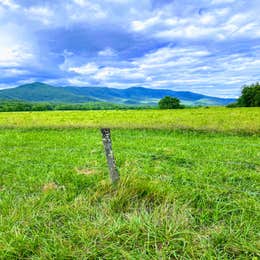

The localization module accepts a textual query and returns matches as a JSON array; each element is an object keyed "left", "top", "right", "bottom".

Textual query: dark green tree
[
  {"left": 237, "top": 82, "right": 260, "bottom": 107},
  {"left": 158, "top": 96, "right": 182, "bottom": 109}
]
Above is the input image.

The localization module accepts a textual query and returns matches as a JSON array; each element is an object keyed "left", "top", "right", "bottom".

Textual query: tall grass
[{"left": 0, "top": 107, "right": 259, "bottom": 133}]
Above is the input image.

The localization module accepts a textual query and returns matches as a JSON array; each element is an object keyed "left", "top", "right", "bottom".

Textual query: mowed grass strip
[
  {"left": 0, "top": 107, "right": 259, "bottom": 133},
  {"left": 0, "top": 128, "right": 259, "bottom": 259}
]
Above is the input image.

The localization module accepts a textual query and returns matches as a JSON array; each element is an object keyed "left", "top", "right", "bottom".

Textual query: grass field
[
  {"left": 0, "top": 108, "right": 259, "bottom": 258},
  {"left": 0, "top": 107, "right": 259, "bottom": 133}
]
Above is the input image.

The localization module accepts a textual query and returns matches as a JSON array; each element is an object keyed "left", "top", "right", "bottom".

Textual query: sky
[{"left": 0, "top": 0, "right": 259, "bottom": 97}]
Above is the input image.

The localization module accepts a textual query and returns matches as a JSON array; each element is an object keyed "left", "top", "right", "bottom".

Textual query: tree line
[{"left": 0, "top": 101, "right": 152, "bottom": 112}]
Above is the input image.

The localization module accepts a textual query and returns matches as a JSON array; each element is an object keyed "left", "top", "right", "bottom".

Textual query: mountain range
[{"left": 0, "top": 82, "right": 236, "bottom": 106}]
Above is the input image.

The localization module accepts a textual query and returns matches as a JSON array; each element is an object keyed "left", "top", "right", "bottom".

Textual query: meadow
[
  {"left": 0, "top": 107, "right": 259, "bottom": 133},
  {"left": 0, "top": 107, "right": 259, "bottom": 259}
]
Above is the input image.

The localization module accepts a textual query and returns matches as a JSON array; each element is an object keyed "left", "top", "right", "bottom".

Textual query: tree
[
  {"left": 158, "top": 96, "right": 182, "bottom": 109},
  {"left": 237, "top": 82, "right": 260, "bottom": 107}
]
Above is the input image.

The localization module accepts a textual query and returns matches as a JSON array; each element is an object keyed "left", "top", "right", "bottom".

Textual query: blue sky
[{"left": 0, "top": 0, "right": 259, "bottom": 97}]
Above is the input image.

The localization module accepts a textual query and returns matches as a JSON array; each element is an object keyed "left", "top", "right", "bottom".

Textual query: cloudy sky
[{"left": 0, "top": 0, "right": 259, "bottom": 97}]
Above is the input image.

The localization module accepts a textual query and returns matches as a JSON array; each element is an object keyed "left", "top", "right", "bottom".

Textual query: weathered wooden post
[{"left": 101, "top": 128, "right": 120, "bottom": 183}]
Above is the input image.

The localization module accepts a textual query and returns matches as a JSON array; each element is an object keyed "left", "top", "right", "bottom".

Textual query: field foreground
[{"left": 0, "top": 108, "right": 259, "bottom": 258}]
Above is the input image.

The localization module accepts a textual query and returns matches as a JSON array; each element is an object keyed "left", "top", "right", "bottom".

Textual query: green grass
[
  {"left": 0, "top": 108, "right": 259, "bottom": 258},
  {"left": 0, "top": 107, "right": 259, "bottom": 134},
  {"left": 0, "top": 126, "right": 259, "bottom": 259}
]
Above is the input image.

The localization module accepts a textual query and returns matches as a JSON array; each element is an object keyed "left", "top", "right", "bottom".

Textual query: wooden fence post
[{"left": 101, "top": 128, "right": 120, "bottom": 183}]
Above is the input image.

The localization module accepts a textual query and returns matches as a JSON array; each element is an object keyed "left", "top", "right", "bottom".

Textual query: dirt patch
[
  {"left": 42, "top": 182, "right": 58, "bottom": 192},
  {"left": 76, "top": 168, "right": 96, "bottom": 175}
]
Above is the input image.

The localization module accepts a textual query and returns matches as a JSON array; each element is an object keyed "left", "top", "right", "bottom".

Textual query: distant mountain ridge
[{"left": 0, "top": 82, "right": 236, "bottom": 106}]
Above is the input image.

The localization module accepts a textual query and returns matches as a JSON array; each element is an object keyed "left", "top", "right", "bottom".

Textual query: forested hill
[{"left": 0, "top": 82, "right": 236, "bottom": 106}]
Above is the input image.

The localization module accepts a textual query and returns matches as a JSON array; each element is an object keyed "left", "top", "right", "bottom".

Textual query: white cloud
[
  {"left": 211, "top": 0, "right": 235, "bottom": 4},
  {"left": 73, "top": 0, "right": 91, "bottom": 7},
  {"left": 1, "top": 68, "right": 29, "bottom": 77},
  {"left": 0, "top": 0, "right": 19, "bottom": 10},
  {"left": 68, "top": 0, "right": 107, "bottom": 21},
  {"left": 0, "top": 24, "right": 35, "bottom": 67},
  {"left": 130, "top": 3, "right": 259, "bottom": 42},
  {"left": 68, "top": 63, "right": 99, "bottom": 75},
  {"left": 98, "top": 48, "right": 117, "bottom": 56},
  {"left": 200, "top": 14, "right": 216, "bottom": 25},
  {"left": 25, "top": 6, "right": 54, "bottom": 25},
  {"left": 134, "top": 47, "right": 210, "bottom": 68},
  {"left": 132, "top": 14, "right": 161, "bottom": 31},
  {"left": 94, "top": 67, "right": 145, "bottom": 81},
  {"left": 67, "top": 77, "right": 91, "bottom": 86},
  {"left": 0, "top": 45, "right": 34, "bottom": 67},
  {"left": 0, "top": 83, "right": 16, "bottom": 89}
]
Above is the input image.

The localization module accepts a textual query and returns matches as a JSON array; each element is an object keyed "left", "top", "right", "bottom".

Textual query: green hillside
[
  {"left": 0, "top": 82, "right": 236, "bottom": 106},
  {"left": 0, "top": 82, "right": 96, "bottom": 103}
]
